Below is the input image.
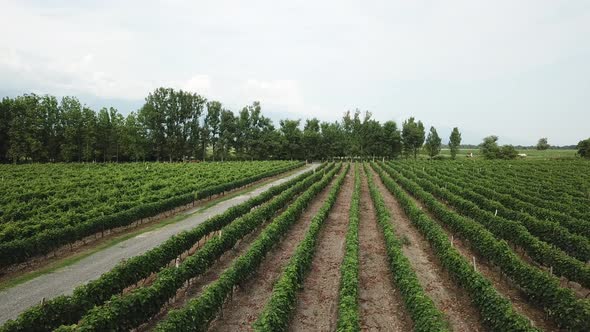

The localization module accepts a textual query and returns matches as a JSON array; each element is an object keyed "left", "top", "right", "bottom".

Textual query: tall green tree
[
  {"left": 302, "top": 118, "right": 321, "bottom": 161},
  {"left": 8, "top": 94, "right": 45, "bottom": 162},
  {"left": 110, "top": 108, "right": 125, "bottom": 162},
  {"left": 319, "top": 121, "right": 345, "bottom": 159},
  {"left": 217, "top": 109, "right": 236, "bottom": 161},
  {"left": 449, "top": 127, "right": 462, "bottom": 159},
  {"left": 361, "top": 117, "right": 384, "bottom": 157},
  {"left": 96, "top": 108, "right": 112, "bottom": 162},
  {"left": 577, "top": 138, "right": 590, "bottom": 159},
  {"left": 382, "top": 121, "right": 402, "bottom": 159},
  {"left": 60, "top": 97, "right": 84, "bottom": 162},
  {"left": 123, "top": 112, "right": 148, "bottom": 161},
  {"left": 0, "top": 98, "right": 13, "bottom": 162},
  {"left": 401, "top": 117, "right": 425, "bottom": 159},
  {"left": 203, "top": 101, "right": 221, "bottom": 160},
  {"left": 480, "top": 135, "right": 500, "bottom": 159},
  {"left": 536, "top": 137, "right": 550, "bottom": 150},
  {"left": 279, "top": 119, "right": 303, "bottom": 160},
  {"left": 342, "top": 109, "right": 363, "bottom": 156},
  {"left": 39, "top": 95, "right": 61, "bottom": 162},
  {"left": 424, "top": 126, "right": 442, "bottom": 158},
  {"left": 81, "top": 107, "right": 97, "bottom": 162}
]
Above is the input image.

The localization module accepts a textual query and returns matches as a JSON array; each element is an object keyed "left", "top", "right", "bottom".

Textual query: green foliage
[
  {"left": 448, "top": 127, "right": 461, "bottom": 159},
  {"left": 401, "top": 117, "right": 425, "bottom": 159},
  {"left": 0, "top": 163, "right": 325, "bottom": 332},
  {"left": 424, "top": 126, "right": 442, "bottom": 158},
  {"left": 479, "top": 136, "right": 517, "bottom": 159},
  {"left": 380, "top": 161, "right": 590, "bottom": 331},
  {"left": 253, "top": 163, "right": 349, "bottom": 331},
  {"left": 382, "top": 121, "right": 402, "bottom": 158},
  {"left": 154, "top": 164, "right": 342, "bottom": 332},
  {"left": 577, "top": 138, "right": 590, "bottom": 158},
  {"left": 479, "top": 135, "right": 500, "bottom": 159},
  {"left": 0, "top": 161, "right": 302, "bottom": 268},
  {"left": 499, "top": 145, "right": 518, "bottom": 159},
  {"left": 336, "top": 163, "right": 361, "bottom": 331},
  {"left": 536, "top": 137, "right": 549, "bottom": 150},
  {"left": 372, "top": 162, "right": 540, "bottom": 332},
  {"left": 363, "top": 163, "right": 448, "bottom": 332},
  {"left": 420, "top": 163, "right": 590, "bottom": 261}
]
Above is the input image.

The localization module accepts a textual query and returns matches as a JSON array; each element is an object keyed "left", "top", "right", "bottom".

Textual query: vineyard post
[{"left": 472, "top": 256, "right": 477, "bottom": 272}]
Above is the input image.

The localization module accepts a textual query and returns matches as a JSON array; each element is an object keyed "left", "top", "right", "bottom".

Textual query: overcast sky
[{"left": 1, "top": 0, "right": 589, "bottom": 145}]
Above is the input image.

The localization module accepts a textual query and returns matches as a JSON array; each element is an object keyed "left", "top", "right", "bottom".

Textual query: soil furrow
[
  {"left": 358, "top": 168, "right": 413, "bottom": 331},
  {"left": 288, "top": 167, "right": 355, "bottom": 332},
  {"left": 207, "top": 167, "right": 344, "bottom": 331},
  {"left": 369, "top": 167, "right": 484, "bottom": 332},
  {"left": 385, "top": 168, "right": 560, "bottom": 331}
]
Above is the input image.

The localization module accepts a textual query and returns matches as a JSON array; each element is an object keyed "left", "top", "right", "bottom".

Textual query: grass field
[{"left": 427, "top": 148, "right": 579, "bottom": 159}]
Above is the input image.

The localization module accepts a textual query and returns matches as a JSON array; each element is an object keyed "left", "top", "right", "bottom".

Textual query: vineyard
[
  {"left": 0, "top": 161, "right": 302, "bottom": 268},
  {"left": 1, "top": 159, "right": 590, "bottom": 331}
]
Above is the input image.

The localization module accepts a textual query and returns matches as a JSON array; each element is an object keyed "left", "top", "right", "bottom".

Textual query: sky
[{"left": 1, "top": 0, "right": 589, "bottom": 145}]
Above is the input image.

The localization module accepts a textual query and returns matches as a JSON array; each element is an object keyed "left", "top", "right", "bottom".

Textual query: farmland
[
  {"left": 0, "top": 159, "right": 588, "bottom": 331},
  {"left": 0, "top": 161, "right": 302, "bottom": 268}
]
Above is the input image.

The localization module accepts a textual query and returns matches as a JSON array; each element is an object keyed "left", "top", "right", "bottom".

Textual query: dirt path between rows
[
  {"left": 138, "top": 216, "right": 269, "bottom": 331},
  {"left": 358, "top": 168, "right": 413, "bottom": 331},
  {"left": 386, "top": 167, "right": 559, "bottom": 331},
  {"left": 368, "top": 166, "right": 484, "bottom": 332},
  {"left": 0, "top": 164, "right": 320, "bottom": 325},
  {"left": 207, "top": 167, "right": 346, "bottom": 331},
  {"left": 288, "top": 166, "right": 354, "bottom": 332}
]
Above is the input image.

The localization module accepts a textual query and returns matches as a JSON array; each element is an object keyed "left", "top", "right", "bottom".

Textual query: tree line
[{"left": 0, "top": 88, "right": 467, "bottom": 163}]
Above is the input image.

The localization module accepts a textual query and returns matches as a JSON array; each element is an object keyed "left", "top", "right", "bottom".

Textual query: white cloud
[
  {"left": 1, "top": 0, "right": 590, "bottom": 144},
  {"left": 181, "top": 75, "right": 211, "bottom": 95}
]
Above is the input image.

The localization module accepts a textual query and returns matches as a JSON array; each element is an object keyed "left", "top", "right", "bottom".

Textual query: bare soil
[
  {"left": 358, "top": 168, "right": 413, "bottom": 331},
  {"left": 382, "top": 167, "right": 560, "bottom": 331},
  {"left": 206, "top": 167, "right": 346, "bottom": 331},
  {"left": 288, "top": 167, "right": 355, "bottom": 332},
  {"left": 368, "top": 166, "right": 485, "bottom": 332},
  {"left": 137, "top": 219, "right": 267, "bottom": 331}
]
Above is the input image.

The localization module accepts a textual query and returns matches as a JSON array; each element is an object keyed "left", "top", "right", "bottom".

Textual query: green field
[
  {"left": 428, "top": 148, "right": 579, "bottom": 159},
  {"left": 0, "top": 161, "right": 301, "bottom": 268}
]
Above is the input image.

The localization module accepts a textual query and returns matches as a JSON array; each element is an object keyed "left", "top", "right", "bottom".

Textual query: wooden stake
[
  {"left": 494, "top": 209, "right": 498, "bottom": 216},
  {"left": 472, "top": 256, "right": 477, "bottom": 272}
]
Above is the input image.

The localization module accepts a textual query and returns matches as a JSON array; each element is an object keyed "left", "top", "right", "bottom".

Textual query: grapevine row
[
  {"left": 363, "top": 163, "right": 448, "bottom": 332},
  {"left": 416, "top": 164, "right": 590, "bottom": 260},
  {"left": 392, "top": 162, "right": 590, "bottom": 289},
  {"left": 335, "top": 163, "right": 361, "bottom": 331},
  {"left": 0, "top": 162, "right": 304, "bottom": 268},
  {"left": 58, "top": 163, "right": 335, "bottom": 331},
  {"left": 153, "top": 164, "right": 342, "bottom": 331},
  {"left": 378, "top": 162, "right": 590, "bottom": 331},
  {"left": 253, "top": 163, "right": 350, "bottom": 331},
  {"left": 0, "top": 163, "right": 326, "bottom": 332},
  {"left": 371, "top": 162, "right": 540, "bottom": 332}
]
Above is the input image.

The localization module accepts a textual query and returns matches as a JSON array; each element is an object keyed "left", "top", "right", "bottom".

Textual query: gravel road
[{"left": 0, "top": 163, "right": 319, "bottom": 324}]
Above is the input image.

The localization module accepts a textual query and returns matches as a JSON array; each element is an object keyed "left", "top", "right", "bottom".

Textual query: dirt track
[
  {"left": 358, "top": 168, "right": 413, "bottom": 331},
  {"left": 207, "top": 166, "right": 345, "bottom": 331},
  {"left": 0, "top": 164, "right": 319, "bottom": 325},
  {"left": 288, "top": 166, "right": 354, "bottom": 331},
  {"left": 369, "top": 166, "right": 485, "bottom": 332}
]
